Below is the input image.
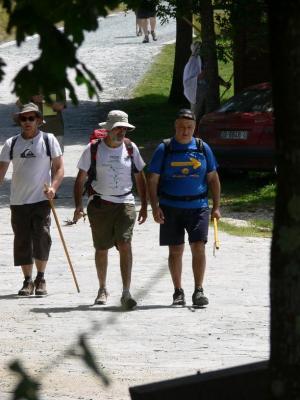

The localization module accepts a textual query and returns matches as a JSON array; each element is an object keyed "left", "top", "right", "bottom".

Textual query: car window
[{"left": 218, "top": 88, "right": 273, "bottom": 113}]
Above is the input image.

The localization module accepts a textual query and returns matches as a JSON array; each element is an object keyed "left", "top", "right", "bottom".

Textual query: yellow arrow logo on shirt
[{"left": 171, "top": 157, "right": 201, "bottom": 169}]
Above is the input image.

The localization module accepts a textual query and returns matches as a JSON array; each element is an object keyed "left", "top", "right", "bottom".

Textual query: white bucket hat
[{"left": 98, "top": 110, "right": 135, "bottom": 131}]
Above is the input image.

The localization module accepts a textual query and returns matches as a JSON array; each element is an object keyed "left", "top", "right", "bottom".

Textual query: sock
[
  {"left": 24, "top": 276, "right": 32, "bottom": 282},
  {"left": 36, "top": 272, "right": 45, "bottom": 280},
  {"left": 122, "top": 288, "right": 130, "bottom": 297}
]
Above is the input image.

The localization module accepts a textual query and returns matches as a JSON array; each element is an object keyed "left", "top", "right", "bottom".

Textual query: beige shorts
[{"left": 87, "top": 198, "right": 136, "bottom": 250}]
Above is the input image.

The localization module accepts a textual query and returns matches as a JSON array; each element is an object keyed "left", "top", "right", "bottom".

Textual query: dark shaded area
[{"left": 130, "top": 361, "right": 268, "bottom": 400}]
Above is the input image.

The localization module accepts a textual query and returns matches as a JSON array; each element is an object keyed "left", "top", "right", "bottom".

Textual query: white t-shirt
[
  {"left": 77, "top": 140, "right": 146, "bottom": 204},
  {"left": 0, "top": 130, "right": 62, "bottom": 205}
]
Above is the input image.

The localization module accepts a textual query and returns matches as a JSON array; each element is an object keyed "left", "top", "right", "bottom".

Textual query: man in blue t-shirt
[{"left": 147, "top": 109, "right": 221, "bottom": 307}]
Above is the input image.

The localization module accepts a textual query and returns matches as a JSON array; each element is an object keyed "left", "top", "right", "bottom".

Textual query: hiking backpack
[
  {"left": 9, "top": 132, "right": 52, "bottom": 160},
  {"left": 83, "top": 133, "right": 137, "bottom": 197},
  {"left": 158, "top": 137, "right": 208, "bottom": 201}
]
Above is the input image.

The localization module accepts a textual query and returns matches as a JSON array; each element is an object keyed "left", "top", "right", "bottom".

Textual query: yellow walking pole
[
  {"left": 45, "top": 185, "right": 80, "bottom": 293},
  {"left": 213, "top": 217, "right": 220, "bottom": 256}
]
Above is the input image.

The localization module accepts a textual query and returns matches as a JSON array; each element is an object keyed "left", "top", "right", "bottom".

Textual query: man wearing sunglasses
[
  {"left": 73, "top": 110, "right": 147, "bottom": 310},
  {"left": 0, "top": 103, "right": 64, "bottom": 296}
]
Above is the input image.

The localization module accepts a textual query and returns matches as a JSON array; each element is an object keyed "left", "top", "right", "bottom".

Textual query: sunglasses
[{"left": 20, "top": 116, "right": 37, "bottom": 122}]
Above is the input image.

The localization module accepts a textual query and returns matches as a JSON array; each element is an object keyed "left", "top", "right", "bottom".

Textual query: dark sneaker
[
  {"left": 18, "top": 280, "right": 34, "bottom": 296},
  {"left": 172, "top": 288, "right": 186, "bottom": 306},
  {"left": 192, "top": 288, "right": 209, "bottom": 307},
  {"left": 94, "top": 288, "right": 108, "bottom": 305},
  {"left": 34, "top": 278, "right": 47, "bottom": 296},
  {"left": 121, "top": 293, "right": 137, "bottom": 310},
  {"left": 142, "top": 35, "right": 149, "bottom": 43},
  {"left": 151, "top": 30, "right": 158, "bottom": 41}
]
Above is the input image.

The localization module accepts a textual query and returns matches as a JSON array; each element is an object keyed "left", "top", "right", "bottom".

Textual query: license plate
[{"left": 220, "top": 130, "right": 248, "bottom": 140}]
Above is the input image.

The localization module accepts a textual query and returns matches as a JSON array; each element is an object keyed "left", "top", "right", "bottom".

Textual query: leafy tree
[
  {"left": 215, "top": 0, "right": 270, "bottom": 92},
  {"left": 167, "top": 0, "right": 193, "bottom": 105},
  {"left": 196, "top": 0, "right": 220, "bottom": 112}
]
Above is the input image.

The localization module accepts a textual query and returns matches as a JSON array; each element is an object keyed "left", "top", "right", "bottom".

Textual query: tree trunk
[
  {"left": 198, "top": 0, "right": 220, "bottom": 112},
  {"left": 268, "top": 1, "right": 300, "bottom": 399},
  {"left": 232, "top": 1, "right": 270, "bottom": 93},
  {"left": 168, "top": 1, "right": 193, "bottom": 105}
]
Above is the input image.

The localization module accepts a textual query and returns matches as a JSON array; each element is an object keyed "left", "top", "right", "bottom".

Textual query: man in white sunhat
[
  {"left": 0, "top": 103, "right": 64, "bottom": 296},
  {"left": 73, "top": 110, "right": 147, "bottom": 310}
]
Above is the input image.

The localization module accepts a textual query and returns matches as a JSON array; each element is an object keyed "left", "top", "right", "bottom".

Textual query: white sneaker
[{"left": 95, "top": 288, "right": 108, "bottom": 305}]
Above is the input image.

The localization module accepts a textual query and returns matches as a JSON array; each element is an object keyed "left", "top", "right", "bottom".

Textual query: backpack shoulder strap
[
  {"left": 124, "top": 138, "right": 133, "bottom": 156},
  {"left": 162, "top": 138, "right": 172, "bottom": 152},
  {"left": 9, "top": 135, "right": 19, "bottom": 160},
  {"left": 124, "top": 138, "right": 138, "bottom": 173},
  {"left": 42, "top": 132, "right": 52, "bottom": 160},
  {"left": 83, "top": 139, "right": 101, "bottom": 195},
  {"left": 195, "top": 137, "right": 203, "bottom": 152},
  {"left": 195, "top": 137, "right": 208, "bottom": 161},
  {"left": 90, "top": 138, "right": 101, "bottom": 176},
  {"left": 159, "top": 138, "right": 172, "bottom": 174}
]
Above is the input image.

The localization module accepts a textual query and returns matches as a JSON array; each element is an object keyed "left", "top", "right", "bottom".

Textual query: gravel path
[{"left": 0, "top": 11, "right": 270, "bottom": 400}]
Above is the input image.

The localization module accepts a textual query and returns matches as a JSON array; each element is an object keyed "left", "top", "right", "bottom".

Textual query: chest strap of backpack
[
  {"left": 9, "top": 133, "right": 52, "bottom": 160},
  {"left": 159, "top": 191, "right": 208, "bottom": 201}
]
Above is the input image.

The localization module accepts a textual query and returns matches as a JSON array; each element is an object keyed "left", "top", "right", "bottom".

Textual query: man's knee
[
  {"left": 169, "top": 244, "right": 184, "bottom": 257},
  {"left": 116, "top": 240, "right": 132, "bottom": 252},
  {"left": 190, "top": 241, "right": 205, "bottom": 254}
]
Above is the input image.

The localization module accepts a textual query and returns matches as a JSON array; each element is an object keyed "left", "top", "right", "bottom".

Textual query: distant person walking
[
  {"left": 136, "top": 0, "right": 158, "bottom": 43},
  {"left": 73, "top": 110, "right": 147, "bottom": 310},
  {"left": 147, "top": 109, "right": 221, "bottom": 307},
  {"left": 183, "top": 42, "right": 230, "bottom": 127},
  {"left": 0, "top": 103, "right": 64, "bottom": 296}
]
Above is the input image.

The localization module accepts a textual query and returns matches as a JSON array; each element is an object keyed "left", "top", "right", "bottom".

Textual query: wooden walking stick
[
  {"left": 45, "top": 185, "right": 80, "bottom": 293},
  {"left": 213, "top": 217, "right": 220, "bottom": 256}
]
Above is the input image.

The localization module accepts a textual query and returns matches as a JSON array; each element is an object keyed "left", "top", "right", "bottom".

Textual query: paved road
[{"left": 0, "top": 11, "right": 270, "bottom": 400}]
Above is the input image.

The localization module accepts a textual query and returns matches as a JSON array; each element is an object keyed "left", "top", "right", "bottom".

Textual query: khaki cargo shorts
[{"left": 87, "top": 197, "right": 136, "bottom": 250}]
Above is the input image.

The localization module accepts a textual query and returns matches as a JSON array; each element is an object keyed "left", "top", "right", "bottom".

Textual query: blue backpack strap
[{"left": 9, "top": 135, "right": 19, "bottom": 160}]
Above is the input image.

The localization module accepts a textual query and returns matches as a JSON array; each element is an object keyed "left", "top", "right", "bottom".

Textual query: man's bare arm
[
  {"left": 134, "top": 170, "right": 148, "bottom": 224},
  {"left": 0, "top": 161, "right": 10, "bottom": 185},
  {"left": 147, "top": 172, "right": 165, "bottom": 224},
  {"left": 207, "top": 170, "right": 221, "bottom": 220},
  {"left": 73, "top": 169, "right": 87, "bottom": 222}
]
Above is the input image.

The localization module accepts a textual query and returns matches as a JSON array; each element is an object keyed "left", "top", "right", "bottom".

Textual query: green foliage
[
  {"left": 218, "top": 219, "right": 272, "bottom": 238},
  {"left": 0, "top": 0, "right": 120, "bottom": 103},
  {"left": 222, "top": 173, "right": 276, "bottom": 211}
]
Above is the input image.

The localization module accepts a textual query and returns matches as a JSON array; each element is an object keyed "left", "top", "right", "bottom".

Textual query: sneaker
[
  {"left": 120, "top": 292, "right": 137, "bottom": 310},
  {"left": 192, "top": 288, "right": 209, "bottom": 307},
  {"left": 34, "top": 278, "right": 47, "bottom": 296},
  {"left": 142, "top": 35, "right": 149, "bottom": 43},
  {"left": 151, "top": 31, "right": 158, "bottom": 41},
  {"left": 172, "top": 288, "right": 186, "bottom": 306},
  {"left": 94, "top": 288, "right": 108, "bottom": 305},
  {"left": 18, "top": 280, "right": 34, "bottom": 296}
]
